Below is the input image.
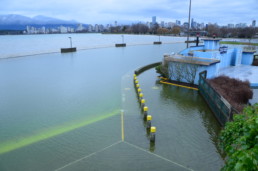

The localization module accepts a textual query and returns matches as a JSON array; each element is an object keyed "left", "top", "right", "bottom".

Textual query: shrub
[
  {"left": 208, "top": 76, "right": 253, "bottom": 112},
  {"left": 253, "top": 60, "right": 258, "bottom": 66},
  {"left": 219, "top": 104, "right": 258, "bottom": 171},
  {"left": 155, "top": 64, "right": 169, "bottom": 78}
]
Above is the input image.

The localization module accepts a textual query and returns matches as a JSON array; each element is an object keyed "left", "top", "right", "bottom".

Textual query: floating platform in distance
[
  {"left": 115, "top": 43, "right": 126, "bottom": 47},
  {"left": 185, "top": 40, "right": 197, "bottom": 43},
  {"left": 153, "top": 41, "right": 162, "bottom": 45},
  {"left": 61, "top": 47, "right": 77, "bottom": 53}
]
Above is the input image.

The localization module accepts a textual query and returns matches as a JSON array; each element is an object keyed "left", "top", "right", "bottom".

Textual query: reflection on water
[
  {"left": 158, "top": 83, "right": 222, "bottom": 150},
  {"left": 132, "top": 69, "right": 224, "bottom": 171}
]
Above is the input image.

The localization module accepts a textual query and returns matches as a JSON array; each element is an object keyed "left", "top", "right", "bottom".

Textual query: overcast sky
[{"left": 0, "top": 0, "right": 257, "bottom": 25}]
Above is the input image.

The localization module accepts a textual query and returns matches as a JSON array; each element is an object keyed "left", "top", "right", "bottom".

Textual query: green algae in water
[{"left": 0, "top": 109, "right": 120, "bottom": 154}]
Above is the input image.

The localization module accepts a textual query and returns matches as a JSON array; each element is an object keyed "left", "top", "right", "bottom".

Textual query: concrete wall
[
  {"left": 241, "top": 52, "right": 254, "bottom": 65},
  {"left": 203, "top": 39, "right": 221, "bottom": 50},
  {"left": 234, "top": 48, "right": 243, "bottom": 66},
  {"left": 194, "top": 64, "right": 217, "bottom": 84},
  {"left": 179, "top": 46, "right": 204, "bottom": 56},
  {"left": 217, "top": 49, "right": 236, "bottom": 69},
  {"left": 193, "top": 50, "right": 220, "bottom": 59},
  {"left": 168, "top": 61, "right": 218, "bottom": 85}
]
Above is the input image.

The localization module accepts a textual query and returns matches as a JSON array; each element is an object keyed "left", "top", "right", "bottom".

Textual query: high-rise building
[
  {"left": 228, "top": 24, "right": 235, "bottom": 28},
  {"left": 176, "top": 20, "right": 181, "bottom": 26},
  {"left": 160, "top": 21, "right": 165, "bottom": 28},
  {"left": 191, "top": 18, "right": 197, "bottom": 29},
  {"left": 252, "top": 20, "right": 256, "bottom": 27},
  {"left": 152, "top": 16, "right": 157, "bottom": 25},
  {"left": 168, "top": 22, "right": 175, "bottom": 28},
  {"left": 191, "top": 18, "right": 194, "bottom": 28},
  {"left": 146, "top": 22, "right": 151, "bottom": 28},
  {"left": 200, "top": 23, "right": 205, "bottom": 29},
  {"left": 99, "top": 25, "right": 104, "bottom": 32},
  {"left": 95, "top": 24, "right": 99, "bottom": 32},
  {"left": 39, "top": 26, "right": 46, "bottom": 34},
  {"left": 76, "top": 24, "right": 84, "bottom": 31},
  {"left": 183, "top": 22, "right": 189, "bottom": 29},
  {"left": 88, "top": 25, "right": 93, "bottom": 32},
  {"left": 59, "top": 26, "right": 68, "bottom": 33},
  {"left": 236, "top": 23, "right": 247, "bottom": 28}
]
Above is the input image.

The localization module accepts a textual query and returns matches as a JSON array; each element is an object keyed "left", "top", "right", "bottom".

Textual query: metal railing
[{"left": 198, "top": 71, "right": 238, "bottom": 126}]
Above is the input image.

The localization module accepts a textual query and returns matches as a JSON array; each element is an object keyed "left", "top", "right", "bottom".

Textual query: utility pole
[
  {"left": 186, "top": 0, "right": 192, "bottom": 48},
  {"left": 121, "top": 35, "right": 124, "bottom": 44},
  {"left": 68, "top": 37, "right": 72, "bottom": 48}
]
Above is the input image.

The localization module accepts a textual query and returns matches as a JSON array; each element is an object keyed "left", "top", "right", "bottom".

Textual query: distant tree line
[
  {"left": 108, "top": 23, "right": 181, "bottom": 35},
  {"left": 108, "top": 23, "right": 258, "bottom": 39},
  {"left": 0, "top": 30, "right": 24, "bottom": 35},
  {"left": 204, "top": 24, "right": 258, "bottom": 38}
]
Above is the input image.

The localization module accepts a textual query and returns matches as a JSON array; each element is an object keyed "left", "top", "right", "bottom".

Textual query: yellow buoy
[
  {"left": 147, "top": 115, "right": 152, "bottom": 121},
  {"left": 136, "top": 84, "right": 140, "bottom": 88},
  {"left": 135, "top": 80, "right": 139, "bottom": 84},
  {"left": 137, "top": 88, "right": 141, "bottom": 93},
  {"left": 150, "top": 126, "right": 156, "bottom": 133},
  {"left": 143, "top": 106, "right": 148, "bottom": 112},
  {"left": 139, "top": 93, "right": 143, "bottom": 98},
  {"left": 134, "top": 76, "right": 137, "bottom": 80},
  {"left": 141, "top": 99, "right": 145, "bottom": 104}
]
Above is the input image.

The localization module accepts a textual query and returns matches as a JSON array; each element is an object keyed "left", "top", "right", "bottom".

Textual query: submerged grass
[{"left": 0, "top": 109, "right": 120, "bottom": 155}]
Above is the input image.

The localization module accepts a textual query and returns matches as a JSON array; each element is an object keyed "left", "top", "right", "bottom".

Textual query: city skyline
[{"left": 0, "top": 0, "right": 257, "bottom": 25}]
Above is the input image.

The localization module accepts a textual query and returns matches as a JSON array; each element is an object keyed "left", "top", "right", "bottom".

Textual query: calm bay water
[
  {"left": 0, "top": 33, "right": 187, "bottom": 58},
  {"left": 0, "top": 34, "right": 224, "bottom": 171}
]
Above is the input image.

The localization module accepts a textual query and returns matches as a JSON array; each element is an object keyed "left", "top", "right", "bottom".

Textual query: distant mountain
[
  {"left": 0, "top": 14, "right": 80, "bottom": 30},
  {"left": 31, "top": 15, "right": 78, "bottom": 25},
  {"left": 0, "top": 14, "right": 32, "bottom": 25}
]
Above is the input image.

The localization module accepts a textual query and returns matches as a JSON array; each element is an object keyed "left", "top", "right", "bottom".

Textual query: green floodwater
[{"left": 0, "top": 44, "right": 224, "bottom": 171}]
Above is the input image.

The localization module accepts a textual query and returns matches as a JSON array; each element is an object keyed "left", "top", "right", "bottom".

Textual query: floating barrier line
[
  {"left": 124, "top": 141, "right": 194, "bottom": 171},
  {"left": 121, "top": 110, "right": 125, "bottom": 141},
  {"left": 160, "top": 80, "right": 199, "bottom": 91},
  {"left": 55, "top": 140, "right": 122, "bottom": 171}
]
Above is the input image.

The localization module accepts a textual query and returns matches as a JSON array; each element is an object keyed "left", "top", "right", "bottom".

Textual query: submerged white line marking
[
  {"left": 55, "top": 141, "right": 122, "bottom": 171},
  {"left": 124, "top": 141, "right": 194, "bottom": 171}
]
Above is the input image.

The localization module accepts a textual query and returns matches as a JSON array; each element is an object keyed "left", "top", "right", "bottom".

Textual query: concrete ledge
[
  {"left": 61, "top": 48, "right": 77, "bottom": 53},
  {"left": 164, "top": 54, "right": 220, "bottom": 66},
  {"left": 153, "top": 41, "right": 162, "bottom": 45},
  {"left": 115, "top": 43, "right": 126, "bottom": 47}
]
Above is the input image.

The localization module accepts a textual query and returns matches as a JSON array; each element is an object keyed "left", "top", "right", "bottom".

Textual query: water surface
[{"left": 0, "top": 35, "right": 226, "bottom": 170}]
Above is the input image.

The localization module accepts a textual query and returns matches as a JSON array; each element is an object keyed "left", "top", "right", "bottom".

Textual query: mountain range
[{"left": 0, "top": 14, "right": 80, "bottom": 30}]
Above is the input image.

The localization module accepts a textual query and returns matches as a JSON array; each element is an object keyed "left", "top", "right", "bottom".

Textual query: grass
[{"left": 220, "top": 41, "right": 258, "bottom": 46}]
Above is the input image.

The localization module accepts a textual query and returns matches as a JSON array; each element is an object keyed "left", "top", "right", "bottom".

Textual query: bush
[
  {"left": 220, "top": 104, "right": 258, "bottom": 171},
  {"left": 155, "top": 64, "right": 169, "bottom": 78},
  {"left": 155, "top": 65, "right": 163, "bottom": 76},
  {"left": 253, "top": 60, "right": 258, "bottom": 66},
  {"left": 208, "top": 76, "right": 253, "bottom": 112}
]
